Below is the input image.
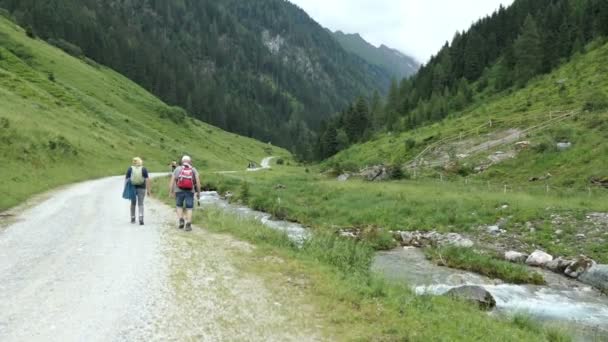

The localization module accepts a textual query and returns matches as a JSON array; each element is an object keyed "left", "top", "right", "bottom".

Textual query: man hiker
[
  {"left": 125, "top": 157, "right": 151, "bottom": 225},
  {"left": 169, "top": 161, "right": 178, "bottom": 171},
  {"left": 169, "top": 155, "right": 201, "bottom": 231}
]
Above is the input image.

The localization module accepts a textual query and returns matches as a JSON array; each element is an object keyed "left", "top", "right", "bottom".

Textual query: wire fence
[
  {"left": 405, "top": 173, "right": 608, "bottom": 200},
  {"left": 408, "top": 110, "right": 578, "bottom": 168}
]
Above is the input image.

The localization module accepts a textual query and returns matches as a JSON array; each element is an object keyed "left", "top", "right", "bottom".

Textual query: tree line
[
  {"left": 0, "top": 0, "right": 390, "bottom": 161},
  {"left": 316, "top": 0, "right": 608, "bottom": 160}
]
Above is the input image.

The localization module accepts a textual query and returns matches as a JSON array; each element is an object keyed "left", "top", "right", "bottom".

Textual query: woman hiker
[{"left": 125, "top": 157, "right": 151, "bottom": 225}]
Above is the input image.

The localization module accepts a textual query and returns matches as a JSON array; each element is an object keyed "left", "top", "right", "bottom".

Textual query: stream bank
[{"left": 196, "top": 191, "right": 608, "bottom": 341}]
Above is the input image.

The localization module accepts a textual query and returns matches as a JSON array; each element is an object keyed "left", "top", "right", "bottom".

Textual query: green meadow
[
  {"left": 0, "top": 16, "right": 282, "bottom": 210},
  {"left": 152, "top": 177, "right": 569, "bottom": 341}
]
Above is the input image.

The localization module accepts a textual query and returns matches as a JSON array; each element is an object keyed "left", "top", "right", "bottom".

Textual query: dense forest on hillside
[
  {"left": 316, "top": 0, "right": 608, "bottom": 160},
  {"left": 0, "top": 0, "right": 391, "bottom": 159}
]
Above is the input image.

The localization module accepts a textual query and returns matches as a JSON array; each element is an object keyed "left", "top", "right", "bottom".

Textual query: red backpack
[{"left": 176, "top": 165, "right": 194, "bottom": 190}]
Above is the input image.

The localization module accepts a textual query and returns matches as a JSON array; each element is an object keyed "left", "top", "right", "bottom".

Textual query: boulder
[
  {"left": 396, "top": 231, "right": 473, "bottom": 248},
  {"left": 556, "top": 142, "right": 572, "bottom": 151},
  {"left": 579, "top": 265, "right": 608, "bottom": 293},
  {"left": 564, "top": 256, "right": 596, "bottom": 279},
  {"left": 526, "top": 250, "right": 553, "bottom": 267},
  {"left": 339, "top": 229, "right": 360, "bottom": 239},
  {"left": 442, "top": 233, "right": 474, "bottom": 248},
  {"left": 504, "top": 251, "right": 528, "bottom": 264},
  {"left": 337, "top": 174, "right": 350, "bottom": 182},
  {"left": 359, "top": 165, "right": 390, "bottom": 182},
  {"left": 486, "top": 225, "right": 502, "bottom": 235},
  {"left": 398, "top": 231, "right": 416, "bottom": 246},
  {"left": 544, "top": 257, "right": 573, "bottom": 273},
  {"left": 445, "top": 285, "right": 496, "bottom": 310},
  {"left": 515, "top": 141, "right": 530, "bottom": 150}
]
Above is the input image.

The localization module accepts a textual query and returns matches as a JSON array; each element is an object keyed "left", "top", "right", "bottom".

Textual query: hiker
[
  {"left": 125, "top": 157, "right": 151, "bottom": 225},
  {"left": 169, "top": 161, "right": 178, "bottom": 171},
  {"left": 169, "top": 155, "right": 201, "bottom": 231}
]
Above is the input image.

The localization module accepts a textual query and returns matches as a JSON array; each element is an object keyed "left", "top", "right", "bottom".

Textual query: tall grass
[
  {"left": 184, "top": 204, "right": 570, "bottom": 341},
  {"left": 425, "top": 246, "right": 546, "bottom": 285},
  {"left": 203, "top": 168, "right": 608, "bottom": 263}
]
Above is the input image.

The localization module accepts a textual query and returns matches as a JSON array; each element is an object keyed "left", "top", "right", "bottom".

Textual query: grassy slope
[
  {"left": 329, "top": 40, "right": 608, "bottom": 189},
  {"left": 151, "top": 177, "right": 566, "bottom": 340},
  {"left": 0, "top": 16, "right": 284, "bottom": 210},
  {"left": 206, "top": 162, "right": 608, "bottom": 263},
  {"left": 200, "top": 41, "right": 608, "bottom": 265}
]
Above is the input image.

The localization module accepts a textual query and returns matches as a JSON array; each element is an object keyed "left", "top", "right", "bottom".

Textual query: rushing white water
[
  {"left": 197, "top": 191, "right": 608, "bottom": 340},
  {"left": 197, "top": 191, "right": 310, "bottom": 245},
  {"left": 374, "top": 248, "right": 608, "bottom": 340}
]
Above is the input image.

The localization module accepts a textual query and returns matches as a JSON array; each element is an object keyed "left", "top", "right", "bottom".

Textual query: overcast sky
[{"left": 288, "top": 0, "right": 515, "bottom": 63}]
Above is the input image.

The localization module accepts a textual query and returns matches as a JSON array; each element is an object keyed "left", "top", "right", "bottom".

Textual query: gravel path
[{"left": 0, "top": 176, "right": 320, "bottom": 341}]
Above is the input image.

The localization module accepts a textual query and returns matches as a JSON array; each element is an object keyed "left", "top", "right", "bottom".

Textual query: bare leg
[
  {"left": 185, "top": 209, "right": 193, "bottom": 223},
  {"left": 176, "top": 207, "right": 184, "bottom": 220}
]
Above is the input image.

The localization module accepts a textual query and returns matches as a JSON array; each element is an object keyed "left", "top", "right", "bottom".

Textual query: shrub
[
  {"left": 239, "top": 181, "right": 250, "bottom": 204},
  {"left": 276, "top": 158, "right": 284, "bottom": 165},
  {"left": 270, "top": 197, "right": 288, "bottom": 220},
  {"left": 388, "top": 165, "right": 406, "bottom": 180},
  {"left": 0, "top": 117, "right": 9, "bottom": 129},
  {"left": 425, "top": 246, "right": 546, "bottom": 285},
  {"left": 48, "top": 135, "right": 78, "bottom": 155},
  {"left": 582, "top": 91, "right": 608, "bottom": 112},
  {"left": 0, "top": 8, "right": 11, "bottom": 20},
  {"left": 301, "top": 232, "right": 373, "bottom": 275},
  {"left": 405, "top": 138, "right": 416, "bottom": 150},
  {"left": 25, "top": 26, "right": 35, "bottom": 38},
  {"left": 48, "top": 72, "right": 55, "bottom": 82},
  {"left": 533, "top": 137, "right": 557, "bottom": 154},
  {"left": 158, "top": 105, "right": 188, "bottom": 124},
  {"left": 250, "top": 196, "right": 271, "bottom": 212},
  {"left": 48, "top": 38, "right": 83, "bottom": 58},
  {"left": 361, "top": 226, "right": 398, "bottom": 250}
]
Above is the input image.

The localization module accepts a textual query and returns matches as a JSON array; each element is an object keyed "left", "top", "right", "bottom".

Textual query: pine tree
[
  {"left": 320, "top": 126, "right": 338, "bottom": 159},
  {"left": 463, "top": 30, "right": 485, "bottom": 80},
  {"left": 369, "top": 91, "right": 384, "bottom": 131},
  {"left": 513, "top": 15, "right": 542, "bottom": 86}
]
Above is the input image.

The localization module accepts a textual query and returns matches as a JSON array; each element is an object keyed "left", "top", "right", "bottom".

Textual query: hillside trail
[
  {"left": 247, "top": 157, "right": 274, "bottom": 172},
  {"left": 215, "top": 156, "right": 274, "bottom": 174},
  {"left": 0, "top": 161, "right": 323, "bottom": 341}
]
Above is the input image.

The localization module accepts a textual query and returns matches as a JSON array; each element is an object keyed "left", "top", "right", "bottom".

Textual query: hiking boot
[
  {"left": 131, "top": 217, "right": 136, "bottom": 224},
  {"left": 185, "top": 223, "right": 192, "bottom": 232},
  {"left": 178, "top": 218, "right": 185, "bottom": 229},
  {"left": 139, "top": 217, "right": 144, "bottom": 226}
]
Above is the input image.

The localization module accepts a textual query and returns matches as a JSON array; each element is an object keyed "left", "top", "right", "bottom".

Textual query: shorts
[{"left": 176, "top": 191, "right": 195, "bottom": 209}]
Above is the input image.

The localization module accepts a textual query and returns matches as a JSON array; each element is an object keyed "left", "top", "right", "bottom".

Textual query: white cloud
[{"left": 288, "top": 0, "right": 515, "bottom": 63}]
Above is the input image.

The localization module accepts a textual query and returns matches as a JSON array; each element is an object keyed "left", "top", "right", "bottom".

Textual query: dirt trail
[
  {"left": 0, "top": 174, "right": 321, "bottom": 341},
  {"left": 247, "top": 157, "right": 274, "bottom": 172}
]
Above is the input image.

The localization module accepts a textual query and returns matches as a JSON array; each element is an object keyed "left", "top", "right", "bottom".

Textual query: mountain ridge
[
  {"left": 0, "top": 15, "right": 283, "bottom": 210},
  {"left": 0, "top": 0, "right": 392, "bottom": 159},
  {"left": 331, "top": 30, "right": 419, "bottom": 80}
]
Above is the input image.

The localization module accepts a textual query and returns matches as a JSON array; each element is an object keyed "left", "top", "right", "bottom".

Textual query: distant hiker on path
[
  {"left": 169, "top": 161, "right": 178, "bottom": 171},
  {"left": 125, "top": 157, "right": 151, "bottom": 225},
  {"left": 169, "top": 155, "right": 201, "bottom": 231}
]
